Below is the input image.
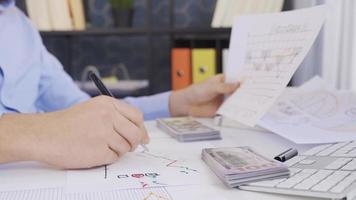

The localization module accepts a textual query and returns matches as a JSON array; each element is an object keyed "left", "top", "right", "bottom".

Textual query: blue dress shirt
[{"left": 0, "top": 3, "right": 170, "bottom": 120}]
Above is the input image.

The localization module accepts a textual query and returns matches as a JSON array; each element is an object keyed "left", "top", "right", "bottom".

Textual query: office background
[{"left": 15, "top": 0, "right": 356, "bottom": 98}]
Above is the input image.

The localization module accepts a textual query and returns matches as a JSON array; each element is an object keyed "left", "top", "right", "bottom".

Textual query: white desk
[
  {"left": 0, "top": 119, "right": 323, "bottom": 200},
  {"left": 145, "top": 119, "right": 321, "bottom": 200}
]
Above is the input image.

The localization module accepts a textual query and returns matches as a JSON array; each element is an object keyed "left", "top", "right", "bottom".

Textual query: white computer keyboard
[{"left": 240, "top": 141, "right": 356, "bottom": 200}]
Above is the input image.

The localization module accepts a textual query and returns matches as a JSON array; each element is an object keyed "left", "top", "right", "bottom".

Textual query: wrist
[
  {"left": 169, "top": 89, "right": 191, "bottom": 117},
  {"left": 0, "top": 113, "right": 46, "bottom": 163}
]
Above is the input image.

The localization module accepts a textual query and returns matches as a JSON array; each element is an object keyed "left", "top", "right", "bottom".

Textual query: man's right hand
[{"left": 0, "top": 96, "right": 149, "bottom": 169}]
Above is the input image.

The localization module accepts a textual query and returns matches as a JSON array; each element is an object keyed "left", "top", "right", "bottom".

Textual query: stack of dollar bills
[
  {"left": 202, "top": 147, "right": 290, "bottom": 187},
  {"left": 156, "top": 117, "right": 221, "bottom": 142}
]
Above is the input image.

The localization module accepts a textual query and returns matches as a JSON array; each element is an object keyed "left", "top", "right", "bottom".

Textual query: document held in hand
[{"left": 217, "top": 6, "right": 326, "bottom": 127}]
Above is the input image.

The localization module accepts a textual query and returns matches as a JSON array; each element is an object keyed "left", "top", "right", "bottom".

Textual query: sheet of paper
[
  {"left": 259, "top": 77, "right": 356, "bottom": 144},
  {"left": 0, "top": 186, "right": 228, "bottom": 200},
  {"left": 0, "top": 162, "right": 65, "bottom": 192},
  {"left": 0, "top": 188, "right": 64, "bottom": 200},
  {"left": 0, "top": 187, "right": 171, "bottom": 200},
  {"left": 218, "top": 6, "right": 326, "bottom": 126},
  {"left": 66, "top": 187, "right": 173, "bottom": 200},
  {"left": 66, "top": 138, "right": 217, "bottom": 193}
]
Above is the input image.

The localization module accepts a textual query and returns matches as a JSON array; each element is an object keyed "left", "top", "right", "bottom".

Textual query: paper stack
[{"left": 202, "top": 147, "right": 289, "bottom": 187}]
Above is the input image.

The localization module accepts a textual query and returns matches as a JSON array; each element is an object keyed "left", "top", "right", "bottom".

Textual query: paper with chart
[
  {"left": 218, "top": 6, "right": 326, "bottom": 126},
  {"left": 66, "top": 139, "right": 216, "bottom": 193},
  {"left": 259, "top": 77, "right": 356, "bottom": 144}
]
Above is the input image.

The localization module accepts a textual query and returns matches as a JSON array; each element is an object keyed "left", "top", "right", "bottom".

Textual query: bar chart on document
[
  {"left": 66, "top": 140, "right": 214, "bottom": 194},
  {"left": 218, "top": 6, "right": 326, "bottom": 127}
]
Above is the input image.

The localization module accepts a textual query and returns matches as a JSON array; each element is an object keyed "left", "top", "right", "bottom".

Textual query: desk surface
[
  {"left": 145, "top": 119, "right": 320, "bottom": 200},
  {"left": 0, "top": 119, "right": 322, "bottom": 200}
]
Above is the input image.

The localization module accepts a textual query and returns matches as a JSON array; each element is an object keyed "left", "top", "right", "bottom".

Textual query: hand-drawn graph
[
  {"left": 265, "top": 89, "right": 356, "bottom": 133},
  {"left": 243, "top": 30, "right": 306, "bottom": 87},
  {"left": 67, "top": 141, "right": 206, "bottom": 192},
  {"left": 104, "top": 150, "right": 198, "bottom": 178},
  {"left": 96, "top": 148, "right": 201, "bottom": 189},
  {"left": 138, "top": 150, "right": 198, "bottom": 175},
  {"left": 217, "top": 6, "right": 326, "bottom": 127},
  {"left": 291, "top": 91, "right": 339, "bottom": 119}
]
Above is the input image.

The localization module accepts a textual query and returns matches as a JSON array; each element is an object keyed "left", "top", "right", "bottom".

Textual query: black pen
[
  {"left": 88, "top": 70, "right": 149, "bottom": 151},
  {"left": 274, "top": 148, "right": 298, "bottom": 162}
]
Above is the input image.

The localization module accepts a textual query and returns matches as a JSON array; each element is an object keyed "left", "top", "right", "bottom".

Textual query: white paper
[
  {"left": 66, "top": 187, "right": 172, "bottom": 200},
  {"left": 66, "top": 139, "right": 216, "bottom": 193},
  {"left": 260, "top": 77, "right": 356, "bottom": 144},
  {"left": 218, "top": 6, "right": 326, "bottom": 126},
  {"left": 0, "top": 186, "right": 229, "bottom": 200},
  {"left": 0, "top": 188, "right": 64, "bottom": 200},
  {"left": 0, "top": 162, "right": 65, "bottom": 191}
]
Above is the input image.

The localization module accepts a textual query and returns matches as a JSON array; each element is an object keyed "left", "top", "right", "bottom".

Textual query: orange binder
[{"left": 171, "top": 48, "right": 192, "bottom": 90}]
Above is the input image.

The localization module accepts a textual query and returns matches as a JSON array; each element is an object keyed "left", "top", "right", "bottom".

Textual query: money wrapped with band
[{"left": 202, "top": 147, "right": 290, "bottom": 187}]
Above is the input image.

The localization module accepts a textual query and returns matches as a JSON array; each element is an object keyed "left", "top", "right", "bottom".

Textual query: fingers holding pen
[{"left": 111, "top": 99, "right": 150, "bottom": 144}]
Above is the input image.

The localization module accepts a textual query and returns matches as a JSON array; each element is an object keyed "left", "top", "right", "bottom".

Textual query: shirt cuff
[{"left": 124, "top": 92, "right": 171, "bottom": 120}]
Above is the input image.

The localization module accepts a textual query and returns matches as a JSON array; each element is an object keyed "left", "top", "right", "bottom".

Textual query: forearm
[
  {"left": 0, "top": 113, "right": 43, "bottom": 164},
  {"left": 125, "top": 92, "right": 172, "bottom": 120}
]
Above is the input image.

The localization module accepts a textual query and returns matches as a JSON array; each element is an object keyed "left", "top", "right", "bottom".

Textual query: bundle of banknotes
[
  {"left": 202, "top": 147, "right": 290, "bottom": 187},
  {"left": 156, "top": 117, "right": 221, "bottom": 142}
]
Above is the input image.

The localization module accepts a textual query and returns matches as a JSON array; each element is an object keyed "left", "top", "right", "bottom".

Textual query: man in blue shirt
[{"left": 0, "top": 1, "right": 239, "bottom": 169}]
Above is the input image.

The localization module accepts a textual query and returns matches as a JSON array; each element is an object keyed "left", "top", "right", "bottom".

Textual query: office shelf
[
  {"left": 40, "top": 28, "right": 231, "bottom": 37},
  {"left": 38, "top": 0, "right": 233, "bottom": 96}
]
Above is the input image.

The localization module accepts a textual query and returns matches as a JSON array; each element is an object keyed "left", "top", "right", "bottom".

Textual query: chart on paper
[
  {"left": 66, "top": 139, "right": 214, "bottom": 193},
  {"left": 260, "top": 77, "right": 356, "bottom": 144},
  {"left": 218, "top": 6, "right": 326, "bottom": 126}
]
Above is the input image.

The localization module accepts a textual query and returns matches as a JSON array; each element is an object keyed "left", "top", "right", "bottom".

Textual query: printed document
[
  {"left": 218, "top": 6, "right": 326, "bottom": 126},
  {"left": 260, "top": 77, "right": 356, "bottom": 144}
]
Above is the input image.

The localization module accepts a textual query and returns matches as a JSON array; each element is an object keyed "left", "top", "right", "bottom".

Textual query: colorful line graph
[
  {"left": 97, "top": 148, "right": 200, "bottom": 190},
  {"left": 139, "top": 150, "right": 198, "bottom": 174}
]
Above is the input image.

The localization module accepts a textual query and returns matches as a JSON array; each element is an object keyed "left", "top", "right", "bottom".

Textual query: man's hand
[
  {"left": 0, "top": 96, "right": 149, "bottom": 169},
  {"left": 169, "top": 74, "right": 240, "bottom": 117}
]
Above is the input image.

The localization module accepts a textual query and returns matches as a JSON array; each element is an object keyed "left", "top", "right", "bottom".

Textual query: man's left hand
[{"left": 169, "top": 74, "right": 240, "bottom": 117}]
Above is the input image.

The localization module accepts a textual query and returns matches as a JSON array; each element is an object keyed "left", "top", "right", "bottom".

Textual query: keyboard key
[
  {"left": 293, "top": 170, "right": 333, "bottom": 190},
  {"left": 248, "top": 178, "right": 287, "bottom": 187},
  {"left": 317, "top": 142, "right": 350, "bottom": 156},
  {"left": 341, "top": 159, "right": 356, "bottom": 171},
  {"left": 298, "top": 159, "right": 316, "bottom": 165},
  {"left": 289, "top": 168, "right": 302, "bottom": 176},
  {"left": 339, "top": 143, "right": 355, "bottom": 151},
  {"left": 331, "top": 152, "right": 351, "bottom": 157},
  {"left": 325, "top": 158, "right": 352, "bottom": 170},
  {"left": 276, "top": 169, "right": 316, "bottom": 189},
  {"left": 347, "top": 149, "right": 356, "bottom": 157},
  {"left": 284, "top": 156, "right": 307, "bottom": 167},
  {"left": 330, "top": 174, "right": 356, "bottom": 193},
  {"left": 311, "top": 171, "right": 350, "bottom": 192},
  {"left": 302, "top": 144, "right": 332, "bottom": 156}
]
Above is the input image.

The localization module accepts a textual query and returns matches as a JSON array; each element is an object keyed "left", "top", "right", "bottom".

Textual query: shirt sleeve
[
  {"left": 35, "top": 47, "right": 90, "bottom": 112},
  {"left": 124, "top": 92, "right": 171, "bottom": 120}
]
